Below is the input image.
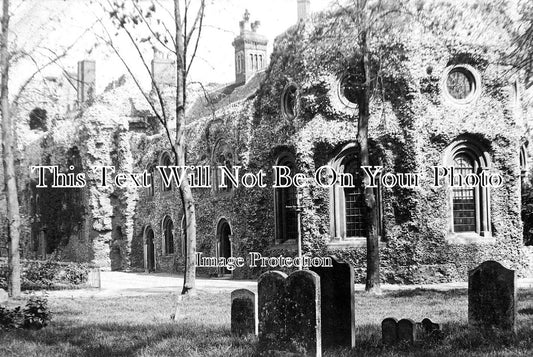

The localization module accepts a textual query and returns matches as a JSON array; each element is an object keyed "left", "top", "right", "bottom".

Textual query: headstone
[
  {"left": 468, "top": 260, "right": 516, "bottom": 332},
  {"left": 311, "top": 257, "right": 355, "bottom": 347},
  {"left": 285, "top": 270, "right": 322, "bottom": 357},
  {"left": 0, "top": 288, "right": 8, "bottom": 304},
  {"left": 397, "top": 319, "right": 417, "bottom": 344},
  {"left": 231, "top": 289, "right": 258, "bottom": 336},
  {"left": 421, "top": 318, "right": 441, "bottom": 337},
  {"left": 258, "top": 270, "right": 322, "bottom": 357},
  {"left": 258, "top": 271, "right": 288, "bottom": 351},
  {"left": 381, "top": 317, "right": 398, "bottom": 345}
]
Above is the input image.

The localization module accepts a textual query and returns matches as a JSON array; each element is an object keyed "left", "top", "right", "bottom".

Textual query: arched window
[
  {"left": 162, "top": 216, "right": 174, "bottom": 255},
  {"left": 160, "top": 152, "right": 173, "bottom": 191},
  {"left": 274, "top": 152, "right": 298, "bottom": 243},
  {"left": 445, "top": 138, "right": 491, "bottom": 237},
  {"left": 329, "top": 144, "right": 375, "bottom": 240}
]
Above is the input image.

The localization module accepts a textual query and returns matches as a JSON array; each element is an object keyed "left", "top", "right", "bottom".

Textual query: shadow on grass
[
  {"left": 385, "top": 288, "right": 468, "bottom": 298},
  {"left": 0, "top": 321, "right": 255, "bottom": 357}
]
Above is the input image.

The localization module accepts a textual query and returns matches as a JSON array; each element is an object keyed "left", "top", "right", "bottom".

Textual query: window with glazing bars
[
  {"left": 343, "top": 157, "right": 367, "bottom": 237},
  {"left": 452, "top": 154, "right": 476, "bottom": 232}
]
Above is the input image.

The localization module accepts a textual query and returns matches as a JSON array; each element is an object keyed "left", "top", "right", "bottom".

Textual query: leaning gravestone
[
  {"left": 258, "top": 270, "right": 322, "bottom": 357},
  {"left": 231, "top": 289, "right": 258, "bottom": 336},
  {"left": 397, "top": 319, "right": 417, "bottom": 344},
  {"left": 381, "top": 317, "right": 398, "bottom": 345},
  {"left": 311, "top": 257, "right": 355, "bottom": 348},
  {"left": 468, "top": 260, "right": 516, "bottom": 332}
]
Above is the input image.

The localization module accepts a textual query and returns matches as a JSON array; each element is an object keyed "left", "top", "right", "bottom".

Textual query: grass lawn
[{"left": 2, "top": 288, "right": 533, "bottom": 356}]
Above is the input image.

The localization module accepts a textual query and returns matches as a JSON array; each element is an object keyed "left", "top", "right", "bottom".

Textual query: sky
[{"left": 9, "top": 0, "right": 333, "bottom": 96}]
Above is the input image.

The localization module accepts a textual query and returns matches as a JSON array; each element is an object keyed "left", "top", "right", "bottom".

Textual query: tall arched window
[
  {"left": 160, "top": 152, "right": 173, "bottom": 191},
  {"left": 329, "top": 143, "right": 381, "bottom": 245},
  {"left": 342, "top": 155, "right": 367, "bottom": 237},
  {"left": 329, "top": 144, "right": 375, "bottom": 240},
  {"left": 274, "top": 152, "right": 298, "bottom": 243},
  {"left": 452, "top": 154, "right": 476, "bottom": 232},
  {"left": 445, "top": 138, "right": 491, "bottom": 237},
  {"left": 162, "top": 216, "right": 174, "bottom": 255}
]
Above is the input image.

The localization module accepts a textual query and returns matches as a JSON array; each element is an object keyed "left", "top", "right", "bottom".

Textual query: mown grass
[{"left": 2, "top": 288, "right": 533, "bottom": 356}]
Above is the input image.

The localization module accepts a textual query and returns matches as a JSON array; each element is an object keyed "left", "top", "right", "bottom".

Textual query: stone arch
[{"left": 443, "top": 136, "right": 492, "bottom": 237}]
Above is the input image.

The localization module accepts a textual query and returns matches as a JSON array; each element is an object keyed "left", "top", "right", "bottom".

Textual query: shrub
[
  {"left": 57, "top": 263, "right": 89, "bottom": 285},
  {"left": 0, "top": 260, "right": 90, "bottom": 290},
  {"left": 0, "top": 296, "right": 51, "bottom": 330},
  {"left": 23, "top": 296, "right": 52, "bottom": 329}
]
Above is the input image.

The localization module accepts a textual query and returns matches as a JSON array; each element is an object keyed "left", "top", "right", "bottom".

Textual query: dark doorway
[
  {"left": 217, "top": 220, "right": 232, "bottom": 275},
  {"left": 145, "top": 227, "right": 155, "bottom": 272}
]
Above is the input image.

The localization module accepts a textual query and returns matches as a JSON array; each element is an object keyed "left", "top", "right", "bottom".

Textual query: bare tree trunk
[
  {"left": 174, "top": 0, "right": 196, "bottom": 295},
  {"left": 1, "top": 0, "right": 21, "bottom": 298},
  {"left": 358, "top": 31, "right": 381, "bottom": 294}
]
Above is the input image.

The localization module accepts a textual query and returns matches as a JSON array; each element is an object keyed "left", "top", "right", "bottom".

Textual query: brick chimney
[
  {"left": 297, "top": 0, "right": 311, "bottom": 22},
  {"left": 77, "top": 60, "right": 95, "bottom": 105}
]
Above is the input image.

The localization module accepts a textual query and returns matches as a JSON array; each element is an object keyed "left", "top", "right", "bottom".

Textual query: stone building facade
[{"left": 5, "top": 0, "right": 533, "bottom": 283}]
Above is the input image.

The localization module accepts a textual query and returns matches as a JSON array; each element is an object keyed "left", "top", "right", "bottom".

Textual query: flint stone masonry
[
  {"left": 311, "top": 256, "right": 355, "bottom": 348},
  {"left": 381, "top": 317, "right": 398, "bottom": 345},
  {"left": 258, "top": 270, "right": 322, "bottom": 357},
  {"left": 468, "top": 260, "right": 516, "bottom": 332},
  {"left": 231, "top": 288, "right": 258, "bottom": 336}
]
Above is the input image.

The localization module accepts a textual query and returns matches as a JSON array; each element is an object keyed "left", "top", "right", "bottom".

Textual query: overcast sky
[{"left": 9, "top": 0, "right": 333, "bottom": 95}]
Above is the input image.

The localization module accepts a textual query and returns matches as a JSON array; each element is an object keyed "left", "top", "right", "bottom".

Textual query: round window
[
  {"left": 442, "top": 65, "right": 480, "bottom": 104},
  {"left": 338, "top": 72, "right": 364, "bottom": 108},
  {"left": 281, "top": 84, "right": 298, "bottom": 119}
]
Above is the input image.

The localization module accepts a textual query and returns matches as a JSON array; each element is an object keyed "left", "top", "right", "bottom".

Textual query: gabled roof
[{"left": 186, "top": 71, "right": 266, "bottom": 121}]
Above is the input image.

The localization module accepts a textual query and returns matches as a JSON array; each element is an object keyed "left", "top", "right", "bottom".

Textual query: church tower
[{"left": 232, "top": 10, "right": 268, "bottom": 85}]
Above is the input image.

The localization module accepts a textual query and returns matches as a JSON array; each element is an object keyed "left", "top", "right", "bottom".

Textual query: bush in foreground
[{"left": 0, "top": 296, "right": 51, "bottom": 330}]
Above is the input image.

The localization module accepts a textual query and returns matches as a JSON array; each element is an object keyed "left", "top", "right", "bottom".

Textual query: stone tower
[{"left": 232, "top": 10, "right": 268, "bottom": 85}]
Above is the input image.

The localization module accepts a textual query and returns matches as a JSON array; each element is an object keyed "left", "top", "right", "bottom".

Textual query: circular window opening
[
  {"left": 442, "top": 65, "right": 480, "bottom": 104},
  {"left": 338, "top": 72, "right": 364, "bottom": 108},
  {"left": 281, "top": 84, "right": 298, "bottom": 119}
]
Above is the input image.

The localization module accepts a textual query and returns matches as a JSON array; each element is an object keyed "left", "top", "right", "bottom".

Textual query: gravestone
[
  {"left": 285, "top": 270, "right": 322, "bottom": 357},
  {"left": 381, "top": 317, "right": 398, "bottom": 345},
  {"left": 468, "top": 261, "right": 516, "bottom": 332},
  {"left": 397, "top": 319, "right": 417, "bottom": 344},
  {"left": 258, "top": 270, "right": 322, "bottom": 357},
  {"left": 258, "top": 271, "right": 288, "bottom": 351},
  {"left": 231, "top": 289, "right": 258, "bottom": 336},
  {"left": 421, "top": 318, "right": 441, "bottom": 337},
  {"left": 311, "top": 257, "right": 355, "bottom": 347}
]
